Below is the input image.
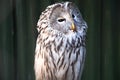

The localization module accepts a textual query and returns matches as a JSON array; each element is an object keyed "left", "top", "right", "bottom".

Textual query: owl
[{"left": 34, "top": 2, "right": 87, "bottom": 80}]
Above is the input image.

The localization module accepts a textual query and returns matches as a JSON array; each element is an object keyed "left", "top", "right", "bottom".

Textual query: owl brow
[
  {"left": 64, "top": 2, "right": 70, "bottom": 10},
  {"left": 48, "top": 5, "right": 61, "bottom": 19}
]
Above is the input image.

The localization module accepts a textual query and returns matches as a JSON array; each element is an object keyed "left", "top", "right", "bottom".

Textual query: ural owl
[{"left": 34, "top": 2, "right": 88, "bottom": 80}]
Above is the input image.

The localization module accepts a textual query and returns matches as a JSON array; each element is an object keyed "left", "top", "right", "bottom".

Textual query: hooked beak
[{"left": 70, "top": 23, "right": 76, "bottom": 32}]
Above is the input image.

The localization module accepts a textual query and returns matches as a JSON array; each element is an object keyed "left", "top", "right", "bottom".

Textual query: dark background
[{"left": 0, "top": 0, "right": 120, "bottom": 80}]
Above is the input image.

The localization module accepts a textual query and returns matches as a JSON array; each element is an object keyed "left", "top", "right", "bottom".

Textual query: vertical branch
[
  {"left": 12, "top": 0, "right": 17, "bottom": 79},
  {"left": 100, "top": 0, "right": 103, "bottom": 79}
]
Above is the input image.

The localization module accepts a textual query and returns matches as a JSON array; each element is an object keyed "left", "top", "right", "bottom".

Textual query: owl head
[{"left": 37, "top": 2, "right": 87, "bottom": 37}]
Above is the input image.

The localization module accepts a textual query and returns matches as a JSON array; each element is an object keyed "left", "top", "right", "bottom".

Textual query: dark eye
[
  {"left": 57, "top": 18, "right": 66, "bottom": 22},
  {"left": 72, "top": 14, "right": 75, "bottom": 18}
]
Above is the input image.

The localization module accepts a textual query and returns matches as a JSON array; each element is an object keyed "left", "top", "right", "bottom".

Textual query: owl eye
[
  {"left": 72, "top": 14, "right": 75, "bottom": 18},
  {"left": 57, "top": 18, "right": 66, "bottom": 22}
]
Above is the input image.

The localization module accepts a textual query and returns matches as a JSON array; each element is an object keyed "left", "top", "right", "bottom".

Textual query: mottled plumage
[{"left": 34, "top": 2, "right": 88, "bottom": 80}]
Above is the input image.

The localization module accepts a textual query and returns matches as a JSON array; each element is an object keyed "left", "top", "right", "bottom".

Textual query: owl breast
[{"left": 34, "top": 30, "right": 86, "bottom": 80}]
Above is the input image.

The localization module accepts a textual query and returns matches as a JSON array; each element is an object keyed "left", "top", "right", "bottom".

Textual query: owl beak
[{"left": 70, "top": 23, "right": 76, "bottom": 32}]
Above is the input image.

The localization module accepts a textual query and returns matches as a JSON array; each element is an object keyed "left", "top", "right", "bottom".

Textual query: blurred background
[{"left": 0, "top": 0, "right": 120, "bottom": 80}]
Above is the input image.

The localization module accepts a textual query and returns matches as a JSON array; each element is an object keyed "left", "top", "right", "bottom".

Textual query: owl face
[{"left": 49, "top": 2, "right": 85, "bottom": 35}]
